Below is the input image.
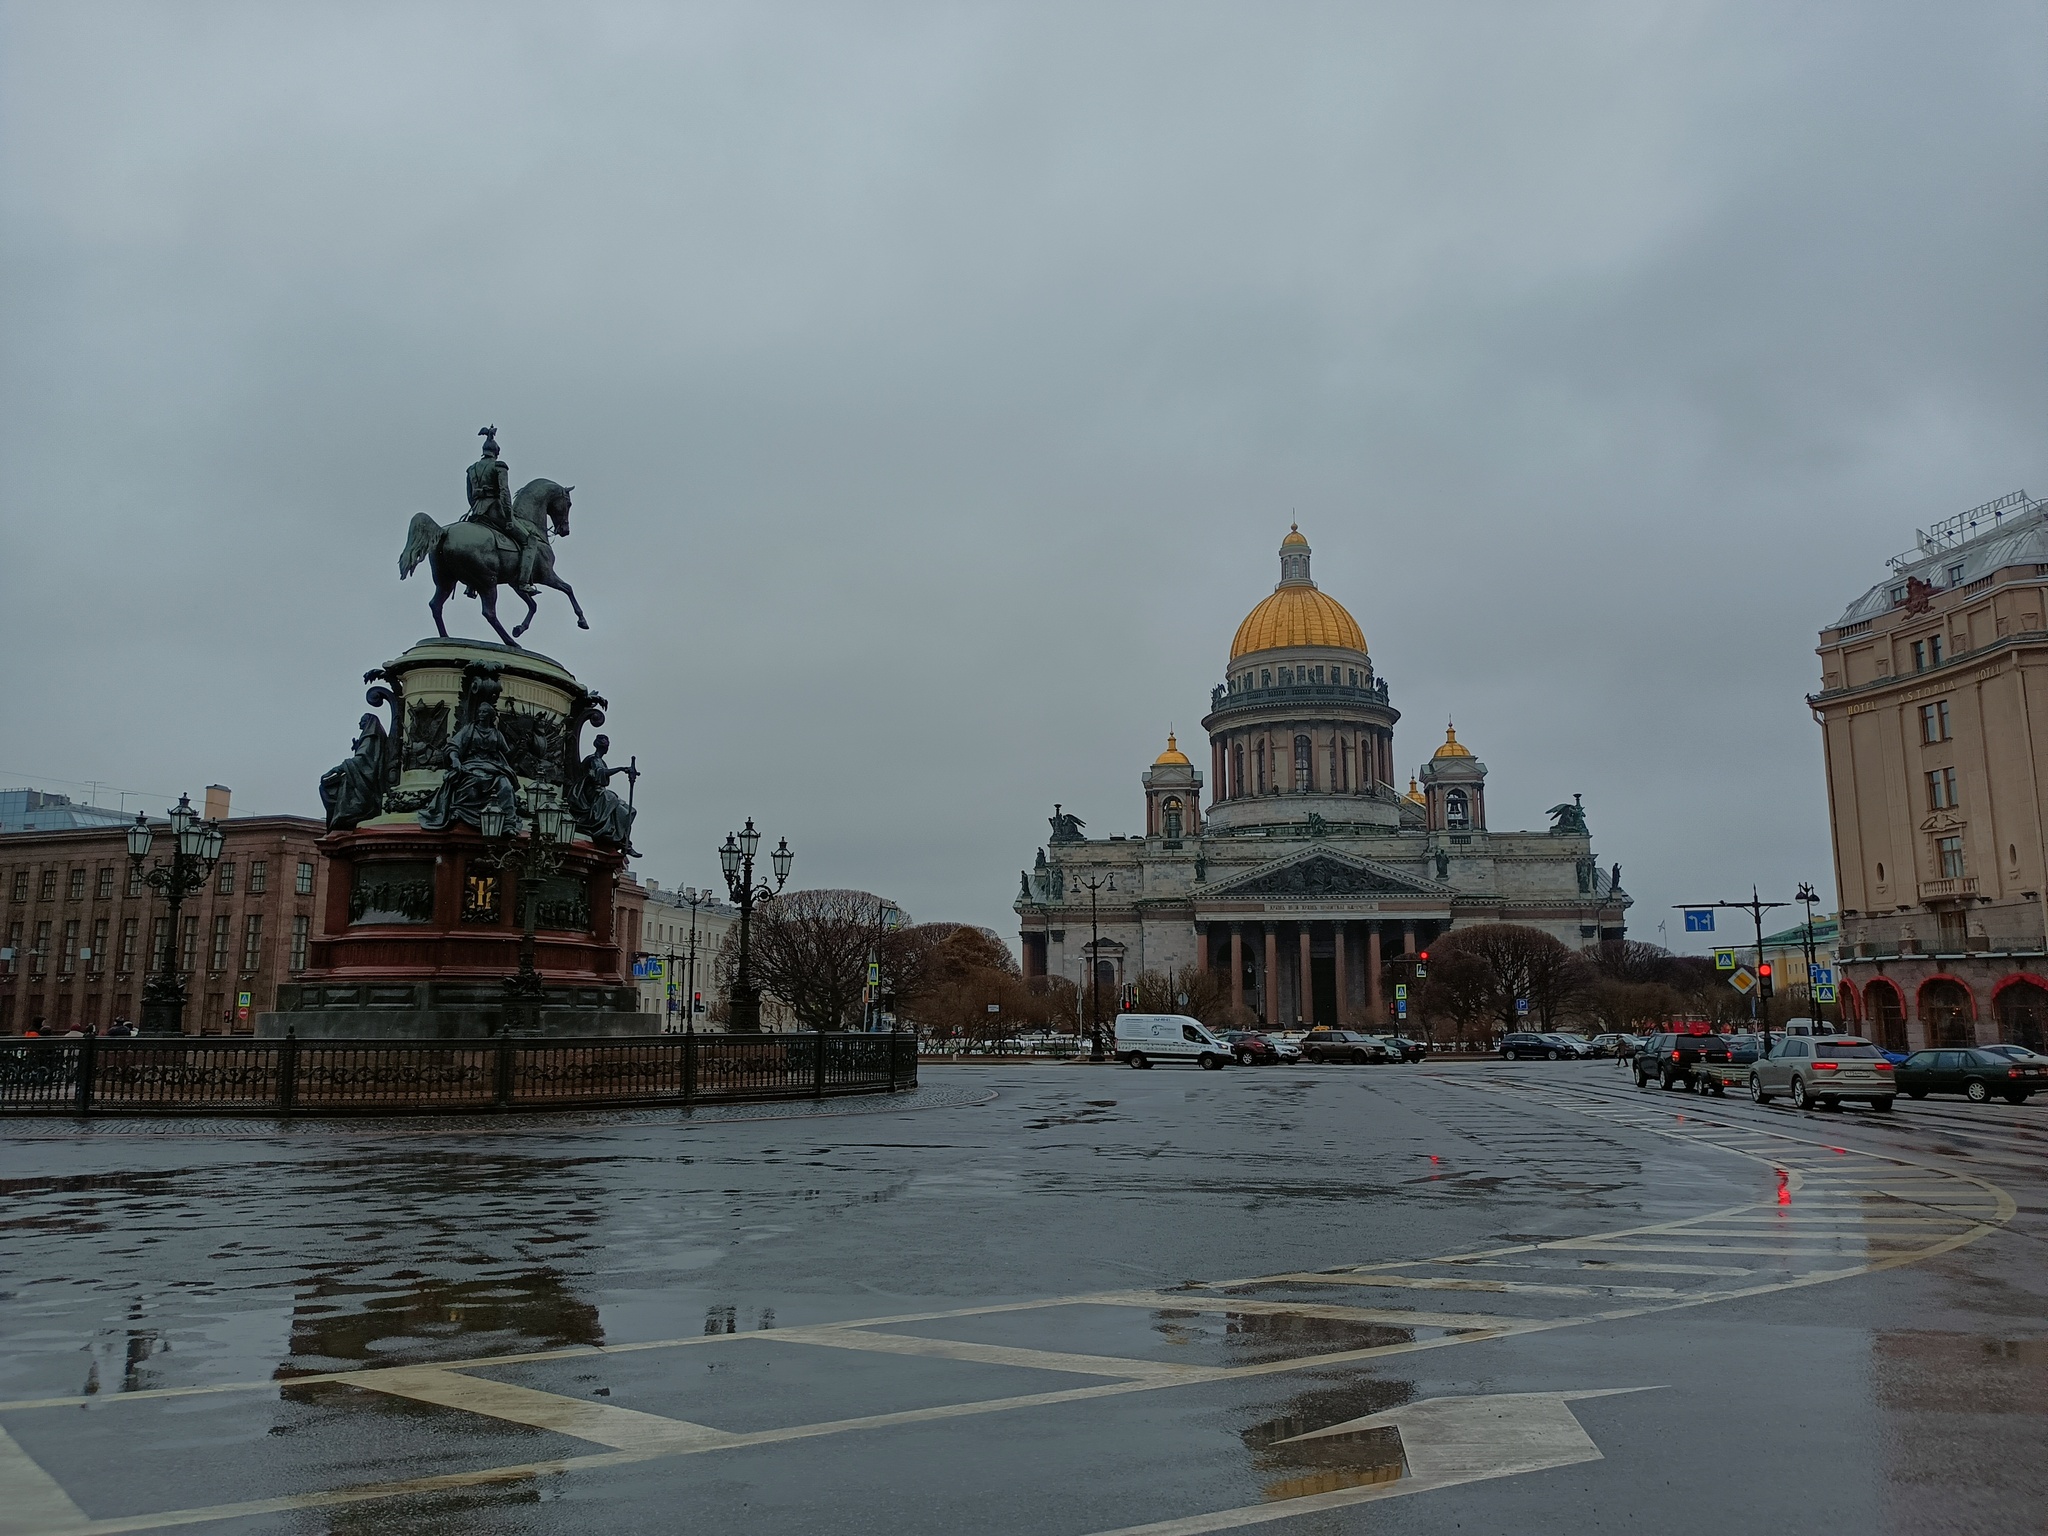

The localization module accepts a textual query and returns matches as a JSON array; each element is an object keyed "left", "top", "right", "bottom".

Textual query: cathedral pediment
[{"left": 1206, "top": 850, "right": 1446, "bottom": 899}]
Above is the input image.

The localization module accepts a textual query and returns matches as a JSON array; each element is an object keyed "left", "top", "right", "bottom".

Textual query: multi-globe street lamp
[
  {"left": 719, "top": 818, "right": 792, "bottom": 1032},
  {"left": 1076, "top": 871, "right": 1115, "bottom": 1062},
  {"left": 866, "top": 901, "right": 901, "bottom": 1034},
  {"left": 478, "top": 786, "right": 574, "bottom": 1031},
  {"left": 127, "top": 794, "right": 226, "bottom": 1036}
]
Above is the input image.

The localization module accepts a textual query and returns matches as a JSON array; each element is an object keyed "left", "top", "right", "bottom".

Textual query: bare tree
[
  {"left": 1417, "top": 924, "right": 1592, "bottom": 1035},
  {"left": 727, "top": 887, "right": 899, "bottom": 1031}
]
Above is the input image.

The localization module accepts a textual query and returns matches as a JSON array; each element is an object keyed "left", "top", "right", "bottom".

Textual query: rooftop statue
[
  {"left": 1546, "top": 794, "right": 1590, "bottom": 837},
  {"left": 1049, "top": 804, "right": 1086, "bottom": 843},
  {"left": 399, "top": 426, "right": 591, "bottom": 648}
]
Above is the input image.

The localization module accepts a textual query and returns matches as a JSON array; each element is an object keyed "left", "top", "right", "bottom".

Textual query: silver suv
[{"left": 1749, "top": 1035, "right": 1895, "bottom": 1111}]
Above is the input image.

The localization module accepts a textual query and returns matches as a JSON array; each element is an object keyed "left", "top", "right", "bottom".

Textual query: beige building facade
[
  {"left": 1813, "top": 489, "right": 2048, "bottom": 1053},
  {"left": 1017, "top": 528, "right": 1629, "bottom": 1030}
]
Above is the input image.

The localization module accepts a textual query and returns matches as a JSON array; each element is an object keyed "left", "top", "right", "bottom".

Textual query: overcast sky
[{"left": 3, "top": 3, "right": 2043, "bottom": 952}]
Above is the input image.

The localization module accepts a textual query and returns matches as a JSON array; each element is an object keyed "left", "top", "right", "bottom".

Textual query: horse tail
[{"left": 400, "top": 513, "right": 442, "bottom": 580}]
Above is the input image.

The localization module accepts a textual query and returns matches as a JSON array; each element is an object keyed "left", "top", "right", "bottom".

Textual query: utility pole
[
  {"left": 1796, "top": 881, "right": 1825, "bottom": 1028},
  {"left": 1076, "top": 872, "right": 1114, "bottom": 1061},
  {"left": 1674, "top": 889, "right": 1789, "bottom": 1053}
]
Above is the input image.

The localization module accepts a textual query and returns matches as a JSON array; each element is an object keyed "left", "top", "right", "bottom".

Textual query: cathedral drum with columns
[{"left": 1016, "top": 527, "right": 1629, "bottom": 1029}]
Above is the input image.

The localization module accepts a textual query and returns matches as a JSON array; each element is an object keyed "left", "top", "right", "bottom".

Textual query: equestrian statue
[{"left": 399, "top": 426, "right": 590, "bottom": 648}]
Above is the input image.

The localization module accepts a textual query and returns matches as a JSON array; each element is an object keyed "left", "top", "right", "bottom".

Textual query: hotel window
[
  {"left": 1937, "top": 836, "right": 1966, "bottom": 880},
  {"left": 95, "top": 867, "right": 113, "bottom": 899},
  {"left": 248, "top": 860, "right": 267, "bottom": 895},
  {"left": 4, "top": 920, "right": 19, "bottom": 970},
  {"left": 290, "top": 915, "right": 309, "bottom": 972},
  {"left": 296, "top": 861, "right": 315, "bottom": 896},
  {"left": 1926, "top": 768, "right": 1958, "bottom": 810},
  {"left": 210, "top": 915, "right": 230, "bottom": 971},
  {"left": 1921, "top": 700, "right": 1951, "bottom": 742},
  {"left": 1888, "top": 584, "right": 1907, "bottom": 604},
  {"left": 31, "top": 920, "right": 49, "bottom": 974},
  {"left": 59, "top": 920, "right": 77, "bottom": 974},
  {"left": 89, "top": 918, "right": 107, "bottom": 974},
  {"left": 150, "top": 918, "right": 168, "bottom": 972},
  {"left": 120, "top": 918, "right": 138, "bottom": 973},
  {"left": 127, "top": 864, "right": 143, "bottom": 898},
  {"left": 217, "top": 862, "right": 235, "bottom": 896},
  {"left": 1947, "top": 562, "right": 1965, "bottom": 585},
  {"left": 9, "top": 871, "right": 24, "bottom": 901},
  {"left": 38, "top": 869, "right": 55, "bottom": 900},
  {"left": 67, "top": 869, "right": 85, "bottom": 900},
  {"left": 242, "top": 915, "right": 263, "bottom": 972},
  {"left": 180, "top": 916, "right": 199, "bottom": 973}
]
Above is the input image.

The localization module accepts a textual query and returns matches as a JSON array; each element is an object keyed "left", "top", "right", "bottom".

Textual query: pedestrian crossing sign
[
  {"left": 1714, "top": 950, "right": 1736, "bottom": 971},
  {"left": 1814, "top": 983, "right": 1838, "bottom": 1002},
  {"left": 1394, "top": 984, "right": 1409, "bottom": 1000}
]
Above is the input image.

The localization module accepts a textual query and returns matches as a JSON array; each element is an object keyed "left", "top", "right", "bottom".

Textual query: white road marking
[
  {"left": 1262, "top": 1272, "right": 1675, "bottom": 1300},
  {"left": 768, "top": 1327, "right": 1206, "bottom": 1381},
  {"left": 1076, "top": 1389, "right": 1657, "bottom": 1536},
  {"left": 0, "top": 1426, "right": 89, "bottom": 1535},
  {"left": 349, "top": 1366, "right": 736, "bottom": 1450}
]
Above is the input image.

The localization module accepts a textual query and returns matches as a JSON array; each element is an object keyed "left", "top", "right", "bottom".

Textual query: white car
[{"left": 1114, "top": 1014, "right": 1235, "bottom": 1070}]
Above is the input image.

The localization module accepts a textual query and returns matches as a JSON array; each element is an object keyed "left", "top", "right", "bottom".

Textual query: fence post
[
  {"left": 279, "top": 1028, "right": 298, "bottom": 1116},
  {"left": 496, "top": 1027, "right": 514, "bottom": 1110},
  {"left": 814, "top": 1032, "right": 827, "bottom": 1099},
  {"left": 886, "top": 1029, "right": 897, "bottom": 1092},
  {"left": 683, "top": 1030, "right": 696, "bottom": 1105},
  {"left": 77, "top": 1033, "right": 96, "bottom": 1115}
]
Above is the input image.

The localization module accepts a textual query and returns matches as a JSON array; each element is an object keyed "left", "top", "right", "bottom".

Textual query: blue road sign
[
  {"left": 1684, "top": 910, "right": 1715, "bottom": 932},
  {"left": 1516, "top": 997, "right": 1529, "bottom": 1015},
  {"left": 1809, "top": 965, "right": 1834, "bottom": 987},
  {"left": 1814, "top": 983, "right": 1838, "bottom": 1003},
  {"left": 633, "top": 957, "right": 662, "bottom": 980},
  {"left": 1396, "top": 1000, "right": 1408, "bottom": 1018}
]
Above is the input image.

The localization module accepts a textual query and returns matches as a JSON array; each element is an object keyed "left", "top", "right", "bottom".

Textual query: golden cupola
[
  {"left": 1229, "top": 525, "right": 1367, "bottom": 661},
  {"left": 1432, "top": 723, "right": 1473, "bottom": 759},
  {"left": 1153, "top": 732, "right": 1192, "bottom": 767}
]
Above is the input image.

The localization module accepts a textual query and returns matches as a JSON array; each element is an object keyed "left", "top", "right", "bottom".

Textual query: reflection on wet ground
[{"left": 1241, "top": 1374, "right": 1413, "bottom": 1500}]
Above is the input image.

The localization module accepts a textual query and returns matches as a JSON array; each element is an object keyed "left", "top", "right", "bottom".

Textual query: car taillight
[
  {"left": 1812, "top": 1062, "right": 1838, "bottom": 1072},
  {"left": 2011, "top": 1069, "right": 2023, "bottom": 1078},
  {"left": 1670, "top": 1050, "right": 1682, "bottom": 1061},
  {"left": 1873, "top": 1062, "right": 1893, "bottom": 1072}
]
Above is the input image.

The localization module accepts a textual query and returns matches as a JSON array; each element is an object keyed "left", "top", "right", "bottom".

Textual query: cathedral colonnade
[{"left": 1193, "top": 917, "right": 1442, "bottom": 1030}]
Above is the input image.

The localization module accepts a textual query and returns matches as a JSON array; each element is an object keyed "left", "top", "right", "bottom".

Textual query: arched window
[
  {"left": 1294, "top": 735, "right": 1312, "bottom": 792},
  {"left": 1445, "top": 788, "right": 1470, "bottom": 831},
  {"left": 1919, "top": 977, "right": 1975, "bottom": 1047},
  {"left": 1161, "top": 796, "right": 1183, "bottom": 840},
  {"left": 1865, "top": 979, "right": 1907, "bottom": 1053},
  {"left": 1231, "top": 743, "right": 1245, "bottom": 799},
  {"left": 1995, "top": 979, "right": 2048, "bottom": 1053}
]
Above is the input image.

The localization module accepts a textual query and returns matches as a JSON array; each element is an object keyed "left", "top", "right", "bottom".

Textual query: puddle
[{"left": 1242, "top": 1376, "right": 1412, "bottom": 1500}]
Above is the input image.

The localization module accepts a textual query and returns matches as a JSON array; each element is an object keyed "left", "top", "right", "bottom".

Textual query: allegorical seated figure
[
  {"left": 568, "top": 732, "right": 638, "bottom": 854},
  {"left": 418, "top": 702, "right": 522, "bottom": 835},
  {"left": 319, "top": 713, "right": 389, "bottom": 830}
]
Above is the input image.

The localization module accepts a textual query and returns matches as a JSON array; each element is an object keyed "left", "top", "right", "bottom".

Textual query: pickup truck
[{"left": 1679, "top": 1035, "right": 1766, "bottom": 1095}]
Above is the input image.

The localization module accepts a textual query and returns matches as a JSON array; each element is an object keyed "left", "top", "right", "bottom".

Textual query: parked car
[
  {"left": 1500, "top": 1032, "right": 1584, "bottom": 1061},
  {"left": 1587, "top": 1033, "right": 1632, "bottom": 1058},
  {"left": 1114, "top": 1014, "right": 1234, "bottom": 1070},
  {"left": 1894, "top": 1047, "right": 2044, "bottom": 1104},
  {"left": 1384, "top": 1035, "right": 1428, "bottom": 1063},
  {"left": 1980, "top": 1043, "right": 2048, "bottom": 1070},
  {"left": 1749, "top": 1036, "right": 1896, "bottom": 1110},
  {"left": 1634, "top": 1028, "right": 1734, "bottom": 1090},
  {"left": 1302, "top": 1030, "right": 1391, "bottom": 1064},
  {"left": 1219, "top": 1031, "right": 1297, "bottom": 1066}
]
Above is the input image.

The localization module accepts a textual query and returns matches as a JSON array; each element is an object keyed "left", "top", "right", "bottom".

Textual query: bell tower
[
  {"left": 1419, "top": 723, "right": 1487, "bottom": 832},
  {"left": 1142, "top": 733, "right": 1202, "bottom": 844}
]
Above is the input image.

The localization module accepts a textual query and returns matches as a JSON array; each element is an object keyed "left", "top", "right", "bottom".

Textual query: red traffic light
[
  {"left": 1418, "top": 950, "right": 1429, "bottom": 962},
  {"left": 1758, "top": 964, "right": 1771, "bottom": 977}
]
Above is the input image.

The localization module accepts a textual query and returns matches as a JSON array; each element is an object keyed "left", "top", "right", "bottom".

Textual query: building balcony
[
  {"left": 1205, "top": 678, "right": 1394, "bottom": 720},
  {"left": 1918, "top": 876, "right": 1979, "bottom": 902}
]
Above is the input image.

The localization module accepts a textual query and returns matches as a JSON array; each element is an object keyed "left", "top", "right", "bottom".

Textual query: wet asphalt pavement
[{"left": 0, "top": 1059, "right": 2043, "bottom": 1535}]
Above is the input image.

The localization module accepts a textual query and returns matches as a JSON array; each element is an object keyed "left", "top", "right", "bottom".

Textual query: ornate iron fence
[{"left": 0, "top": 1033, "right": 916, "bottom": 1116}]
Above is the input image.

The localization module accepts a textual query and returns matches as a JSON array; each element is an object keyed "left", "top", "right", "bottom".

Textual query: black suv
[{"left": 1635, "top": 1030, "right": 1732, "bottom": 1090}]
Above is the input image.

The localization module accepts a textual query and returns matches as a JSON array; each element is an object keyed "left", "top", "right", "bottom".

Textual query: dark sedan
[
  {"left": 1384, "top": 1035, "right": 1429, "bottom": 1063},
  {"left": 1218, "top": 1031, "right": 1286, "bottom": 1066},
  {"left": 1895, "top": 1047, "right": 2046, "bottom": 1104},
  {"left": 1302, "top": 1031, "right": 1390, "bottom": 1064}
]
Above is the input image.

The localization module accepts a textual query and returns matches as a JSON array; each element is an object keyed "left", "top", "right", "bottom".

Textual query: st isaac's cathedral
[{"left": 1016, "top": 527, "right": 1629, "bottom": 1028}]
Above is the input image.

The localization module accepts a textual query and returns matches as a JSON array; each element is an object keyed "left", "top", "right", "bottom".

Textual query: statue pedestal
[{"left": 278, "top": 637, "right": 641, "bottom": 1040}]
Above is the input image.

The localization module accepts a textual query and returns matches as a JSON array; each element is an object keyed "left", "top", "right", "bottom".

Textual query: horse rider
[{"left": 464, "top": 426, "right": 538, "bottom": 591}]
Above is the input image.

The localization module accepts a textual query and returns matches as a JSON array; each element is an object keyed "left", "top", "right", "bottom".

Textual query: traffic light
[
  {"left": 1118, "top": 983, "right": 1136, "bottom": 1012},
  {"left": 1758, "top": 963, "right": 1773, "bottom": 999},
  {"left": 1415, "top": 949, "right": 1429, "bottom": 979}
]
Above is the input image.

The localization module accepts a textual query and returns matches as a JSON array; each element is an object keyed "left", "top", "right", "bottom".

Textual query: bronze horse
[{"left": 399, "top": 479, "right": 590, "bottom": 647}]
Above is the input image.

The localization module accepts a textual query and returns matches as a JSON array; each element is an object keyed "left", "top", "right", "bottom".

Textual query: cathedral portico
[{"left": 1018, "top": 526, "right": 1628, "bottom": 1029}]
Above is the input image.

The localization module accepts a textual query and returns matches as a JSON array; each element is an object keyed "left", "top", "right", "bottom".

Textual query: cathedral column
[
  {"left": 1230, "top": 925, "right": 1244, "bottom": 1014},
  {"left": 1263, "top": 924, "right": 1279, "bottom": 1025},
  {"left": 1333, "top": 921, "right": 1348, "bottom": 1027},
  {"left": 1195, "top": 926, "right": 1209, "bottom": 974},
  {"left": 1367, "top": 924, "right": 1383, "bottom": 1021},
  {"left": 1297, "top": 927, "right": 1313, "bottom": 1027},
  {"left": 1403, "top": 922, "right": 1416, "bottom": 956}
]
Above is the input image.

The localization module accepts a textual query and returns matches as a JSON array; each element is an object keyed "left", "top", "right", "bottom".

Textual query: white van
[{"left": 1113, "top": 1014, "right": 1234, "bottom": 1070}]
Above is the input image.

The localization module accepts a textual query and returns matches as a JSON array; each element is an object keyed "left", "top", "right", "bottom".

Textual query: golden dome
[
  {"left": 1153, "top": 732, "right": 1191, "bottom": 767},
  {"left": 1406, "top": 776, "right": 1426, "bottom": 805},
  {"left": 1432, "top": 723, "right": 1473, "bottom": 759},
  {"left": 1229, "top": 526, "right": 1366, "bottom": 660}
]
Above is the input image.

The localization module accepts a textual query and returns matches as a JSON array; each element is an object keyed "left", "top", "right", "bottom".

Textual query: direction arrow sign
[
  {"left": 1729, "top": 966, "right": 1757, "bottom": 995},
  {"left": 1809, "top": 964, "right": 1834, "bottom": 987}
]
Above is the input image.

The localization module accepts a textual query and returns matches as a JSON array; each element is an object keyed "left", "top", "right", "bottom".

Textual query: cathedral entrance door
[{"left": 1312, "top": 956, "right": 1337, "bottom": 1031}]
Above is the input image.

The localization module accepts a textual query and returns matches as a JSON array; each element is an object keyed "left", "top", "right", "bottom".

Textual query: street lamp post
[
  {"left": 719, "top": 818, "right": 792, "bottom": 1032},
  {"left": 126, "top": 794, "right": 226, "bottom": 1036},
  {"left": 478, "top": 786, "right": 574, "bottom": 1033},
  {"left": 1077, "top": 872, "right": 1114, "bottom": 1061},
  {"left": 867, "top": 901, "right": 901, "bottom": 1033},
  {"left": 1795, "top": 881, "right": 1825, "bottom": 1026}
]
